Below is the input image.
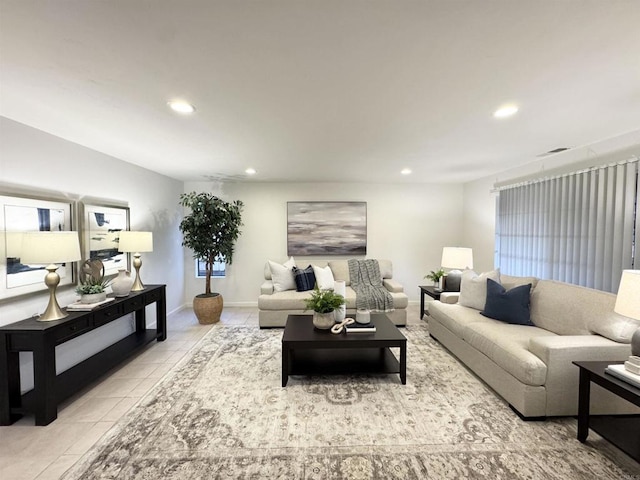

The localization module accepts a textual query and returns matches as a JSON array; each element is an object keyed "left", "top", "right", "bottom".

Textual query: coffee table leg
[
  {"left": 577, "top": 368, "right": 590, "bottom": 442},
  {"left": 282, "top": 345, "right": 289, "bottom": 387},
  {"left": 400, "top": 343, "right": 406, "bottom": 385}
]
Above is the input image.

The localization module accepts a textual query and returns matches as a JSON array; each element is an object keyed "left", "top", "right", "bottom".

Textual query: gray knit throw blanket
[{"left": 348, "top": 259, "right": 394, "bottom": 312}]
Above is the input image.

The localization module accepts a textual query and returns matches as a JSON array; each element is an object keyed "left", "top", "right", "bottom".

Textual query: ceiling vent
[
  {"left": 202, "top": 173, "right": 245, "bottom": 182},
  {"left": 536, "top": 147, "right": 571, "bottom": 158}
]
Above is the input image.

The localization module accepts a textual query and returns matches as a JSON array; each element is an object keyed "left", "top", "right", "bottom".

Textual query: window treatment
[{"left": 496, "top": 159, "right": 638, "bottom": 293}]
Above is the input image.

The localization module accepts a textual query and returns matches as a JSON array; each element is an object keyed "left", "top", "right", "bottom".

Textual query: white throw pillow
[
  {"left": 458, "top": 269, "right": 501, "bottom": 310},
  {"left": 312, "top": 265, "right": 335, "bottom": 290},
  {"left": 268, "top": 257, "right": 296, "bottom": 292}
]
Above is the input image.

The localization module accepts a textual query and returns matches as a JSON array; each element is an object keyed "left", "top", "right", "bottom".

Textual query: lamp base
[
  {"left": 445, "top": 270, "right": 463, "bottom": 292},
  {"left": 632, "top": 327, "right": 640, "bottom": 357},
  {"left": 38, "top": 265, "right": 68, "bottom": 322},
  {"left": 130, "top": 254, "right": 145, "bottom": 292}
]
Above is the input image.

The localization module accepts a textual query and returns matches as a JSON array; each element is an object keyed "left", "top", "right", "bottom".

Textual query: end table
[{"left": 419, "top": 285, "right": 441, "bottom": 319}]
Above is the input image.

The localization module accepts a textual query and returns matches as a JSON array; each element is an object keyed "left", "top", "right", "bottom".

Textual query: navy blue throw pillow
[
  {"left": 293, "top": 265, "right": 316, "bottom": 292},
  {"left": 481, "top": 278, "right": 533, "bottom": 325}
]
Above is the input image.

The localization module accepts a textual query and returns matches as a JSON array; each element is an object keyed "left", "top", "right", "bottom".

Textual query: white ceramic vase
[
  {"left": 333, "top": 280, "right": 346, "bottom": 323},
  {"left": 313, "top": 311, "right": 336, "bottom": 330},
  {"left": 110, "top": 268, "right": 134, "bottom": 297}
]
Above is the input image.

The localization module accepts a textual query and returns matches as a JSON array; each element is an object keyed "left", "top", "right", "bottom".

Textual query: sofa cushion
[
  {"left": 429, "top": 302, "right": 494, "bottom": 337},
  {"left": 378, "top": 259, "right": 393, "bottom": 279},
  {"left": 458, "top": 269, "right": 500, "bottom": 310},
  {"left": 531, "top": 280, "right": 616, "bottom": 335},
  {"left": 292, "top": 265, "right": 316, "bottom": 292},
  {"left": 590, "top": 312, "right": 640, "bottom": 343},
  {"left": 462, "top": 321, "right": 554, "bottom": 386},
  {"left": 268, "top": 258, "right": 296, "bottom": 292},
  {"left": 328, "top": 260, "right": 350, "bottom": 286},
  {"left": 501, "top": 274, "right": 539, "bottom": 291},
  {"left": 313, "top": 265, "right": 335, "bottom": 290},
  {"left": 481, "top": 279, "right": 533, "bottom": 325}
]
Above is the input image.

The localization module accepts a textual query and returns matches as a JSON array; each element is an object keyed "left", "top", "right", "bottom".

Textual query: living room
[{"left": 1, "top": 2, "right": 640, "bottom": 479}]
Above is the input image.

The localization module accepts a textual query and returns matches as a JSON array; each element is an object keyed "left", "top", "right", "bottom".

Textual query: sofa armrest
[
  {"left": 261, "top": 280, "right": 274, "bottom": 295},
  {"left": 440, "top": 292, "right": 460, "bottom": 304},
  {"left": 529, "top": 335, "right": 631, "bottom": 367},
  {"left": 383, "top": 278, "right": 404, "bottom": 293},
  {"left": 528, "top": 334, "right": 633, "bottom": 415}
]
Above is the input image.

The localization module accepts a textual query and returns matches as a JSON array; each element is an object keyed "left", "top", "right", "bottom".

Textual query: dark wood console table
[{"left": 0, "top": 284, "right": 166, "bottom": 426}]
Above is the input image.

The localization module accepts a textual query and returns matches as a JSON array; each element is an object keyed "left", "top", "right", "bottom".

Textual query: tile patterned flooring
[{"left": 1, "top": 305, "right": 424, "bottom": 480}]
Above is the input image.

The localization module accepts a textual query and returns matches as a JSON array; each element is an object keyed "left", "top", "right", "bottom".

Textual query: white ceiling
[{"left": 1, "top": 1, "right": 639, "bottom": 184}]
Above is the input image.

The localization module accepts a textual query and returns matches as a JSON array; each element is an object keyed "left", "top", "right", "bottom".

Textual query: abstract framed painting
[
  {"left": 0, "top": 193, "right": 75, "bottom": 300},
  {"left": 80, "top": 202, "right": 130, "bottom": 277},
  {"left": 287, "top": 202, "right": 367, "bottom": 256}
]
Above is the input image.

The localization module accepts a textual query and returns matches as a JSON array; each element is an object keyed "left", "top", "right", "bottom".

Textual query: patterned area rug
[{"left": 62, "top": 324, "right": 640, "bottom": 479}]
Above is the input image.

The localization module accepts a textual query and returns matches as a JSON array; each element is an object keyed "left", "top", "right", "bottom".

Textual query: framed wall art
[
  {"left": 287, "top": 201, "right": 367, "bottom": 256},
  {"left": 0, "top": 193, "right": 75, "bottom": 300},
  {"left": 80, "top": 202, "right": 130, "bottom": 277}
]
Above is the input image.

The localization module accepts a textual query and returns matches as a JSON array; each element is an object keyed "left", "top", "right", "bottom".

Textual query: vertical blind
[{"left": 496, "top": 159, "right": 639, "bottom": 293}]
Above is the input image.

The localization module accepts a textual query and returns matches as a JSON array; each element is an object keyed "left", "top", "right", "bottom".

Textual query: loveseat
[
  {"left": 258, "top": 259, "right": 408, "bottom": 328},
  {"left": 428, "top": 271, "right": 640, "bottom": 418}
]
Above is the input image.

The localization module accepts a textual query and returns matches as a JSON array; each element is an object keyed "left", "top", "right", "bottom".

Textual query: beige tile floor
[{"left": 0, "top": 306, "right": 263, "bottom": 480}]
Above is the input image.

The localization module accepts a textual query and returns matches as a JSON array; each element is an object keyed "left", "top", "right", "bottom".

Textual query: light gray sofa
[
  {"left": 429, "top": 273, "right": 640, "bottom": 418},
  {"left": 258, "top": 259, "right": 408, "bottom": 328}
]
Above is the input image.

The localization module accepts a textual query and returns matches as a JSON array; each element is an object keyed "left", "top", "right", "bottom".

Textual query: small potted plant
[
  {"left": 425, "top": 268, "right": 445, "bottom": 290},
  {"left": 304, "top": 287, "right": 346, "bottom": 330},
  {"left": 75, "top": 259, "right": 109, "bottom": 303},
  {"left": 75, "top": 277, "right": 110, "bottom": 304}
]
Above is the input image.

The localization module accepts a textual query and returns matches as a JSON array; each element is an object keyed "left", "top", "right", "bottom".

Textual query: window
[
  {"left": 195, "top": 257, "right": 226, "bottom": 278},
  {"left": 495, "top": 159, "right": 638, "bottom": 293}
]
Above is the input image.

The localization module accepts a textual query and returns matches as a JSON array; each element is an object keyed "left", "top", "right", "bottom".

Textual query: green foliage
[
  {"left": 304, "top": 287, "right": 345, "bottom": 313},
  {"left": 75, "top": 276, "right": 109, "bottom": 295},
  {"left": 424, "top": 268, "right": 445, "bottom": 282},
  {"left": 179, "top": 192, "right": 244, "bottom": 295}
]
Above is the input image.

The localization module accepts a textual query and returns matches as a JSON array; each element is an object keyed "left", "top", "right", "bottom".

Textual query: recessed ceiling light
[
  {"left": 245, "top": 168, "right": 257, "bottom": 175},
  {"left": 167, "top": 100, "right": 196, "bottom": 114},
  {"left": 493, "top": 105, "right": 518, "bottom": 118},
  {"left": 401, "top": 168, "right": 412, "bottom": 175}
]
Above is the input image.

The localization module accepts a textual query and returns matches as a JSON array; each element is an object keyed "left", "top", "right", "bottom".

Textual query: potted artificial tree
[
  {"left": 179, "top": 192, "right": 244, "bottom": 324},
  {"left": 304, "top": 287, "right": 346, "bottom": 330}
]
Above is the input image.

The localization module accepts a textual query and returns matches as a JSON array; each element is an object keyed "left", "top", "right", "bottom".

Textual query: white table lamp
[
  {"left": 118, "top": 231, "right": 153, "bottom": 291},
  {"left": 21, "top": 231, "right": 81, "bottom": 321},
  {"left": 615, "top": 270, "right": 640, "bottom": 356},
  {"left": 441, "top": 247, "right": 474, "bottom": 292}
]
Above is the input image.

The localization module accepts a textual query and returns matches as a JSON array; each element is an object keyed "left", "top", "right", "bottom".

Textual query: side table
[
  {"left": 419, "top": 285, "right": 441, "bottom": 319},
  {"left": 573, "top": 360, "right": 640, "bottom": 462}
]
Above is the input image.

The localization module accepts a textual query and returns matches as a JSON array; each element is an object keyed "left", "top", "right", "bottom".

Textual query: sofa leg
[{"left": 509, "top": 404, "right": 546, "bottom": 421}]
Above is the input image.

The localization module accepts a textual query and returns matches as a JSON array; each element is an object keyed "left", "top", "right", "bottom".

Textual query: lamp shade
[
  {"left": 118, "top": 231, "right": 153, "bottom": 253},
  {"left": 20, "top": 231, "right": 81, "bottom": 264},
  {"left": 615, "top": 270, "right": 640, "bottom": 320},
  {"left": 441, "top": 247, "right": 474, "bottom": 270}
]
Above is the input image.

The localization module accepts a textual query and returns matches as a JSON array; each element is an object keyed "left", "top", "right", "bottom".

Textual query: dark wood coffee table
[{"left": 282, "top": 313, "right": 407, "bottom": 387}]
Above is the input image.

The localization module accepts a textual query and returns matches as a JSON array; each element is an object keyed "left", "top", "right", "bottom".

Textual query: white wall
[
  {"left": 182, "top": 181, "right": 465, "bottom": 305},
  {"left": 462, "top": 130, "right": 640, "bottom": 272},
  {"left": 0, "top": 117, "right": 185, "bottom": 389}
]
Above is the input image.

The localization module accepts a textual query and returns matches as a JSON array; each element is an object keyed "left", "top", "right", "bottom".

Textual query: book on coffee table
[
  {"left": 345, "top": 323, "right": 376, "bottom": 333},
  {"left": 605, "top": 363, "right": 640, "bottom": 389}
]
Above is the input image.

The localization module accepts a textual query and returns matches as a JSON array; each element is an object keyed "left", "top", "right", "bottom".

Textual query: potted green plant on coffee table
[{"left": 304, "top": 287, "right": 345, "bottom": 330}]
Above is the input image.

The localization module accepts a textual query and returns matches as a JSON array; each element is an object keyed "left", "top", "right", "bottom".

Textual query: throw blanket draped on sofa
[{"left": 348, "top": 259, "right": 394, "bottom": 312}]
